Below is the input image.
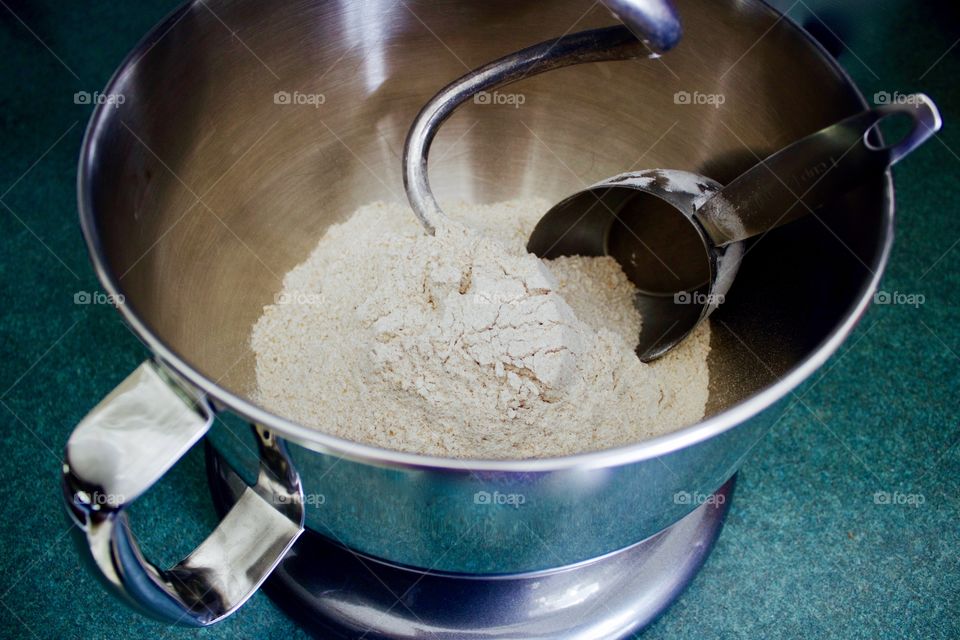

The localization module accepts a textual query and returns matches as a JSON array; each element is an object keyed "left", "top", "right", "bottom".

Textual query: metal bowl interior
[{"left": 80, "top": 0, "right": 890, "bottom": 472}]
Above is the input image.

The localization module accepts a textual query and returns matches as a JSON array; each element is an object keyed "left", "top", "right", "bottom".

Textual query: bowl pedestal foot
[{"left": 207, "top": 445, "right": 734, "bottom": 639}]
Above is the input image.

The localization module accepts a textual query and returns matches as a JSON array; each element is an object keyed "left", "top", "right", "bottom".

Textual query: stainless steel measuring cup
[{"left": 403, "top": 26, "right": 940, "bottom": 360}]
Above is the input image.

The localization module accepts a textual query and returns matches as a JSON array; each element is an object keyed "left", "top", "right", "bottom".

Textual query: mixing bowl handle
[
  {"left": 61, "top": 361, "right": 304, "bottom": 626},
  {"left": 403, "top": 25, "right": 651, "bottom": 235}
]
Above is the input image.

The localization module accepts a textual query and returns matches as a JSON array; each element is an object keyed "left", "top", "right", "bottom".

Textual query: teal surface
[{"left": 0, "top": 1, "right": 957, "bottom": 638}]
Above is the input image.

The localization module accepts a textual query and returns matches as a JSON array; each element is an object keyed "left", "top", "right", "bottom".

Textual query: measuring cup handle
[
  {"left": 695, "top": 94, "right": 942, "bottom": 246},
  {"left": 403, "top": 25, "right": 648, "bottom": 234},
  {"left": 879, "top": 94, "right": 943, "bottom": 165},
  {"left": 62, "top": 362, "right": 304, "bottom": 626}
]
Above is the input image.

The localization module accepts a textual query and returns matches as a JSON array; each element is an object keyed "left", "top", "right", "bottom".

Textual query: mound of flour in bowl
[{"left": 251, "top": 199, "right": 710, "bottom": 459}]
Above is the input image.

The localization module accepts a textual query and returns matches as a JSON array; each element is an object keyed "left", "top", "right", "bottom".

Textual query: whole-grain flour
[{"left": 251, "top": 199, "right": 710, "bottom": 459}]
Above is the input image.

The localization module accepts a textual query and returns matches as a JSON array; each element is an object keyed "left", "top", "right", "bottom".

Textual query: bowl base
[{"left": 206, "top": 445, "right": 734, "bottom": 639}]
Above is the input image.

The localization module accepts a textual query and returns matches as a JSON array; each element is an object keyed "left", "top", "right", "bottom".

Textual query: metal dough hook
[{"left": 402, "top": 27, "right": 941, "bottom": 362}]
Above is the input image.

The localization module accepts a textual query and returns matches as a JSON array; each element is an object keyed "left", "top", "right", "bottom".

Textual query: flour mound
[
  {"left": 360, "top": 222, "right": 585, "bottom": 407},
  {"left": 251, "top": 200, "right": 710, "bottom": 459}
]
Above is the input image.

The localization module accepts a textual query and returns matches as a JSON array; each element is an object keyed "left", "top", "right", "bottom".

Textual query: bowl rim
[{"left": 77, "top": 0, "right": 894, "bottom": 473}]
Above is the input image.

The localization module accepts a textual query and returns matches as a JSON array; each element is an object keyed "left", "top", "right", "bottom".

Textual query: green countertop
[{"left": 0, "top": 1, "right": 957, "bottom": 638}]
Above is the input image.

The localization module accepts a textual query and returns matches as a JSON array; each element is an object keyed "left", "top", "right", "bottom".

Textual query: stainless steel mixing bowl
[{"left": 63, "top": 0, "right": 892, "bottom": 631}]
